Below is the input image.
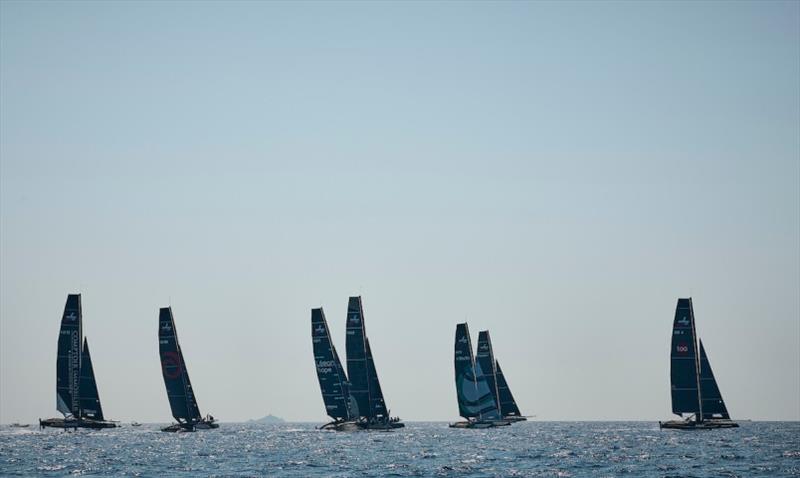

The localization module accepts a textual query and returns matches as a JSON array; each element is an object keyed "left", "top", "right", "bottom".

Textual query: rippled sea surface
[{"left": 1, "top": 422, "right": 798, "bottom": 477}]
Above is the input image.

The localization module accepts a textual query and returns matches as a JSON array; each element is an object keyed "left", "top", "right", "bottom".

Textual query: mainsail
[
  {"left": 78, "top": 338, "right": 105, "bottom": 421},
  {"left": 495, "top": 360, "right": 522, "bottom": 418},
  {"left": 670, "top": 298, "right": 702, "bottom": 417},
  {"left": 365, "top": 338, "right": 389, "bottom": 419},
  {"left": 311, "top": 307, "right": 352, "bottom": 420},
  {"left": 345, "top": 296, "right": 371, "bottom": 419},
  {"left": 475, "top": 331, "right": 501, "bottom": 415},
  {"left": 699, "top": 340, "right": 731, "bottom": 420},
  {"left": 453, "top": 323, "right": 500, "bottom": 421},
  {"left": 159, "top": 307, "right": 202, "bottom": 423},
  {"left": 56, "top": 294, "right": 82, "bottom": 417}
]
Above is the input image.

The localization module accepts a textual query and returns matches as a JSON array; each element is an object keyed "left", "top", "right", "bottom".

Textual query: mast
[{"left": 688, "top": 298, "right": 703, "bottom": 422}]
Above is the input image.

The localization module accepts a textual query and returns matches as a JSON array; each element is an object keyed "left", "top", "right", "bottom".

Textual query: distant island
[{"left": 248, "top": 414, "right": 285, "bottom": 424}]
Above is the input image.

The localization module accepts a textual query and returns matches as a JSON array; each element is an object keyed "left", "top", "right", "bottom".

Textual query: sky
[{"left": 1, "top": 1, "right": 798, "bottom": 423}]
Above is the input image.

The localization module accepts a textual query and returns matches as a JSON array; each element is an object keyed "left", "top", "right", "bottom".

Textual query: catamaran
[
  {"left": 450, "top": 323, "right": 510, "bottom": 428},
  {"left": 345, "top": 296, "right": 404, "bottom": 429},
  {"left": 476, "top": 331, "right": 526, "bottom": 423},
  {"left": 39, "top": 294, "right": 117, "bottom": 429},
  {"left": 159, "top": 307, "right": 218, "bottom": 432},
  {"left": 659, "top": 298, "right": 738, "bottom": 430},
  {"left": 312, "top": 296, "right": 403, "bottom": 430}
]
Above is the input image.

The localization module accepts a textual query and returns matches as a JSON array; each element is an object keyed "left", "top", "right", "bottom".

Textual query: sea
[{"left": 1, "top": 421, "right": 798, "bottom": 477}]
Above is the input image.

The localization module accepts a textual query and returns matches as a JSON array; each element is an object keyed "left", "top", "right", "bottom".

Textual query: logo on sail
[
  {"left": 65, "top": 312, "right": 77, "bottom": 321},
  {"left": 162, "top": 351, "right": 183, "bottom": 379},
  {"left": 349, "top": 314, "right": 360, "bottom": 324},
  {"left": 315, "top": 325, "right": 325, "bottom": 335},
  {"left": 677, "top": 316, "right": 690, "bottom": 326},
  {"left": 676, "top": 343, "right": 689, "bottom": 353},
  {"left": 161, "top": 322, "right": 172, "bottom": 332}
]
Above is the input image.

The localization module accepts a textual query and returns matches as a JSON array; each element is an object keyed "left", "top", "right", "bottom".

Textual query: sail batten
[
  {"left": 159, "top": 307, "right": 202, "bottom": 422},
  {"left": 311, "top": 308, "right": 352, "bottom": 420}
]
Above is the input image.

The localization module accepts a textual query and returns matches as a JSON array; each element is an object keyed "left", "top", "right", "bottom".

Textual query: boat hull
[
  {"left": 161, "top": 420, "right": 219, "bottom": 432},
  {"left": 503, "top": 416, "right": 528, "bottom": 423},
  {"left": 360, "top": 421, "right": 405, "bottom": 430},
  {"left": 39, "top": 418, "right": 118, "bottom": 429},
  {"left": 320, "top": 419, "right": 405, "bottom": 431},
  {"left": 320, "top": 420, "right": 362, "bottom": 431},
  {"left": 449, "top": 420, "right": 512, "bottom": 429},
  {"left": 659, "top": 419, "right": 739, "bottom": 430}
]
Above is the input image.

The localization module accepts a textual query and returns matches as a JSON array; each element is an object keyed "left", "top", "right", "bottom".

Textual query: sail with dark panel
[
  {"left": 699, "top": 340, "right": 731, "bottom": 420},
  {"left": 453, "top": 323, "right": 500, "bottom": 421},
  {"left": 670, "top": 298, "right": 701, "bottom": 416},
  {"left": 56, "top": 294, "right": 82, "bottom": 417},
  {"left": 311, "top": 308, "right": 352, "bottom": 420},
  {"left": 159, "top": 307, "right": 202, "bottom": 422},
  {"left": 365, "top": 338, "right": 389, "bottom": 419},
  {"left": 345, "top": 296, "right": 371, "bottom": 419},
  {"left": 78, "top": 338, "right": 104, "bottom": 421},
  {"left": 495, "top": 360, "right": 522, "bottom": 418},
  {"left": 475, "top": 331, "right": 500, "bottom": 414}
]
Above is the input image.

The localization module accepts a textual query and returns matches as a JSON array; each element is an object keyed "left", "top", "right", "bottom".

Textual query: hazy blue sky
[{"left": 1, "top": 1, "right": 798, "bottom": 423}]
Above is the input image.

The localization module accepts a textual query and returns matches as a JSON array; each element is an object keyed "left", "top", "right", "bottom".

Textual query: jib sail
[
  {"left": 699, "top": 340, "right": 731, "bottom": 420},
  {"left": 78, "top": 338, "right": 105, "bottom": 420},
  {"left": 495, "top": 360, "right": 522, "bottom": 418},
  {"left": 365, "top": 338, "right": 389, "bottom": 419}
]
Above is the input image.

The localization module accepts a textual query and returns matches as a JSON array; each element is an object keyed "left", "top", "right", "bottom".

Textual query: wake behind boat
[
  {"left": 40, "top": 294, "right": 118, "bottom": 430},
  {"left": 659, "top": 298, "right": 738, "bottom": 430},
  {"left": 159, "top": 307, "right": 218, "bottom": 432}
]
